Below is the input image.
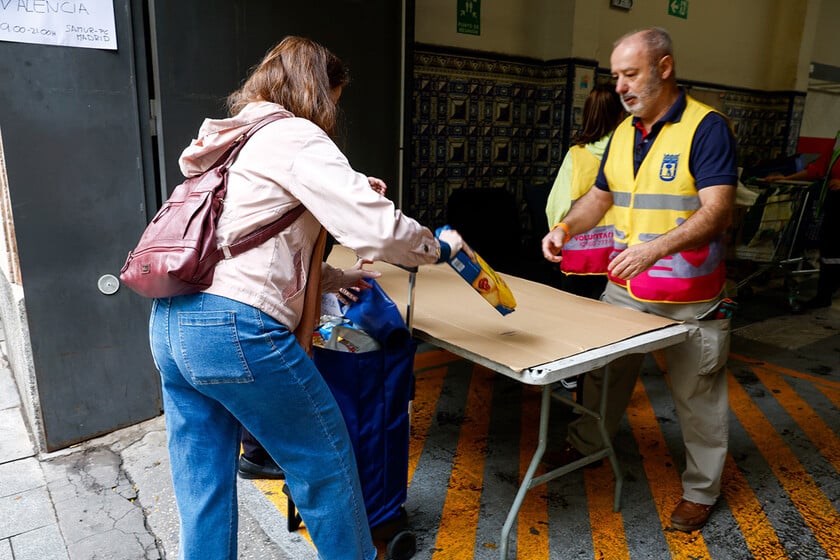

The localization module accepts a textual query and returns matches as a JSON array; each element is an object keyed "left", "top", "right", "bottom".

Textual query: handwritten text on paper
[{"left": 0, "top": 1, "right": 117, "bottom": 50}]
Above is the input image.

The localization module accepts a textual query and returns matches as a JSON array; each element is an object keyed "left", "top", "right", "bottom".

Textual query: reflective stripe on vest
[
  {"left": 561, "top": 145, "right": 615, "bottom": 275},
  {"left": 602, "top": 96, "right": 726, "bottom": 303}
]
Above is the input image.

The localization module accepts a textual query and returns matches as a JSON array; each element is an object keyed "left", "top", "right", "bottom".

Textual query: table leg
[
  {"left": 499, "top": 385, "right": 551, "bottom": 560},
  {"left": 498, "top": 372, "right": 625, "bottom": 559},
  {"left": 599, "top": 368, "right": 623, "bottom": 512}
]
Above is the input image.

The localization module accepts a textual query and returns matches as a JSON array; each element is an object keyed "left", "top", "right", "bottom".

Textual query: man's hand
[
  {"left": 606, "top": 242, "right": 661, "bottom": 280},
  {"left": 608, "top": 184, "right": 734, "bottom": 280},
  {"left": 541, "top": 187, "right": 612, "bottom": 264}
]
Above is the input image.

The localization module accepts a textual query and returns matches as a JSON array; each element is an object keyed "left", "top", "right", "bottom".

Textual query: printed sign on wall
[
  {"left": 570, "top": 67, "right": 594, "bottom": 138},
  {"left": 668, "top": 0, "right": 688, "bottom": 19},
  {"left": 0, "top": 0, "right": 117, "bottom": 50},
  {"left": 457, "top": 0, "right": 479, "bottom": 36}
]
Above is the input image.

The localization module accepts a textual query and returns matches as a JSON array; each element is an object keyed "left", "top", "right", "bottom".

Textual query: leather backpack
[{"left": 120, "top": 112, "right": 302, "bottom": 298}]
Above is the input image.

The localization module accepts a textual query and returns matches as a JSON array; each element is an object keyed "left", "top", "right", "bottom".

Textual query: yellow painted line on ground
[
  {"left": 626, "top": 379, "right": 712, "bottom": 559},
  {"left": 249, "top": 351, "right": 451, "bottom": 549},
  {"left": 515, "top": 386, "right": 549, "bottom": 559},
  {"left": 584, "top": 463, "right": 629, "bottom": 560},
  {"left": 659, "top": 365, "right": 786, "bottom": 558},
  {"left": 652, "top": 350, "right": 667, "bottom": 372},
  {"left": 252, "top": 478, "right": 314, "bottom": 545},
  {"left": 752, "top": 364, "right": 840, "bottom": 472},
  {"left": 408, "top": 365, "right": 448, "bottom": 485},
  {"left": 432, "top": 365, "right": 495, "bottom": 560},
  {"left": 720, "top": 453, "right": 788, "bottom": 560},
  {"left": 728, "top": 373, "right": 840, "bottom": 558},
  {"left": 729, "top": 353, "right": 840, "bottom": 390},
  {"left": 816, "top": 384, "right": 840, "bottom": 410}
]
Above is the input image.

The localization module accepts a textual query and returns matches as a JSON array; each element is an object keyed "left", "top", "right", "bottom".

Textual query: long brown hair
[
  {"left": 575, "top": 84, "right": 625, "bottom": 146},
  {"left": 227, "top": 36, "right": 349, "bottom": 138}
]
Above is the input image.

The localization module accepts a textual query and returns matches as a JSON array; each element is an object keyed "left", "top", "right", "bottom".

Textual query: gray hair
[{"left": 614, "top": 27, "right": 675, "bottom": 76}]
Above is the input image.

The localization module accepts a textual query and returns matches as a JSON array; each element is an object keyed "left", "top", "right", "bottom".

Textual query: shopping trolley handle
[
  {"left": 747, "top": 178, "right": 815, "bottom": 189},
  {"left": 385, "top": 264, "right": 418, "bottom": 330}
]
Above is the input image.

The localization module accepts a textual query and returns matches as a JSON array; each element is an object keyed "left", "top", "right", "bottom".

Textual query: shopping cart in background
[{"left": 729, "top": 179, "right": 821, "bottom": 311}]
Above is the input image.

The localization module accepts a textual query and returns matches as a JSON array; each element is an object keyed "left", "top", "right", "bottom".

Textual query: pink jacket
[{"left": 178, "top": 101, "right": 440, "bottom": 330}]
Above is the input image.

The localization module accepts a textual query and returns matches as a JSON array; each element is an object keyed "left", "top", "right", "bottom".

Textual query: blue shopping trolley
[{"left": 284, "top": 273, "right": 419, "bottom": 560}]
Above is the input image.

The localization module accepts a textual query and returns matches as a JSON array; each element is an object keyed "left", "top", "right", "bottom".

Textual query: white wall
[
  {"left": 798, "top": 0, "right": 840, "bottom": 141},
  {"left": 415, "top": 0, "right": 574, "bottom": 59},
  {"left": 812, "top": 0, "right": 840, "bottom": 67},
  {"left": 416, "top": 0, "right": 825, "bottom": 92},
  {"left": 571, "top": 0, "right": 817, "bottom": 91}
]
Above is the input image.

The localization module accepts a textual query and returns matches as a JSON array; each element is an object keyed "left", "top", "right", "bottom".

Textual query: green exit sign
[
  {"left": 457, "top": 0, "right": 480, "bottom": 35},
  {"left": 668, "top": 0, "right": 688, "bottom": 19}
]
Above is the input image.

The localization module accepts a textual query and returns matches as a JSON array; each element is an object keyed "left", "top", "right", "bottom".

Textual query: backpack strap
[
  {"left": 215, "top": 204, "right": 306, "bottom": 261},
  {"left": 209, "top": 111, "right": 295, "bottom": 171},
  {"left": 202, "top": 111, "right": 306, "bottom": 263},
  {"left": 195, "top": 110, "right": 304, "bottom": 271}
]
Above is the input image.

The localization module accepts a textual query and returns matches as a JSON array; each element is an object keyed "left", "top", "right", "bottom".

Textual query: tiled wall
[
  {"left": 706, "top": 89, "right": 805, "bottom": 166},
  {"left": 410, "top": 46, "right": 570, "bottom": 236},
  {"left": 409, "top": 44, "right": 804, "bottom": 240}
]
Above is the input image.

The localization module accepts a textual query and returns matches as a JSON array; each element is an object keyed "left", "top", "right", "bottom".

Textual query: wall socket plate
[{"left": 610, "top": 0, "right": 633, "bottom": 9}]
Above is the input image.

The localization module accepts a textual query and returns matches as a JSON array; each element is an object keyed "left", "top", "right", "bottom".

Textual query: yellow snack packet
[{"left": 444, "top": 241, "right": 516, "bottom": 315}]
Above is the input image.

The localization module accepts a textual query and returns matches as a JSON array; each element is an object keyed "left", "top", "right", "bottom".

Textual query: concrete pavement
[
  {"left": 0, "top": 323, "right": 316, "bottom": 560},
  {"left": 2, "top": 282, "right": 838, "bottom": 559}
]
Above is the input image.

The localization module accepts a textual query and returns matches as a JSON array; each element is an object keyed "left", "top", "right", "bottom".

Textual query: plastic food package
[
  {"left": 324, "top": 325, "right": 381, "bottom": 353},
  {"left": 436, "top": 226, "right": 517, "bottom": 316},
  {"left": 314, "top": 314, "right": 381, "bottom": 353}
]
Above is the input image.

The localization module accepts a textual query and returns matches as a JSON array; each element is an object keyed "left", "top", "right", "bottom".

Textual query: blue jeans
[{"left": 149, "top": 293, "right": 375, "bottom": 560}]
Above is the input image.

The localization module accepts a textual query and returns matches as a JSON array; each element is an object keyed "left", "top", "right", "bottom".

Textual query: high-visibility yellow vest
[
  {"left": 602, "top": 96, "right": 726, "bottom": 303},
  {"left": 561, "top": 145, "right": 615, "bottom": 275}
]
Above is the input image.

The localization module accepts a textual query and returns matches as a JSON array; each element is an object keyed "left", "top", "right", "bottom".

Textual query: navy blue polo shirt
[{"left": 594, "top": 90, "right": 738, "bottom": 191}]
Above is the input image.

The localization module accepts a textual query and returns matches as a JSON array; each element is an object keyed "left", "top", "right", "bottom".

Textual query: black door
[
  {"left": 0, "top": 0, "right": 161, "bottom": 450},
  {"left": 150, "top": 0, "right": 410, "bottom": 198}
]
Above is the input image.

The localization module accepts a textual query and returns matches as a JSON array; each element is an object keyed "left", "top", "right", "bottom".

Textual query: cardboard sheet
[{"left": 327, "top": 246, "right": 679, "bottom": 373}]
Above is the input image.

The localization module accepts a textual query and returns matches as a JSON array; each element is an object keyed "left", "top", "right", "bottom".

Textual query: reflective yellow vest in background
[{"left": 561, "top": 145, "right": 615, "bottom": 275}]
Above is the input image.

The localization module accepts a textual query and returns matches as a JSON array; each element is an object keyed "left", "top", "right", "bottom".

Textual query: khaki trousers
[{"left": 567, "top": 282, "right": 730, "bottom": 505}]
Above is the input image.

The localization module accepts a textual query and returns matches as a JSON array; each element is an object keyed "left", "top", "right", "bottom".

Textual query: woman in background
[{"left": 546, "top": 83, "right": 625, "bottom": 300}]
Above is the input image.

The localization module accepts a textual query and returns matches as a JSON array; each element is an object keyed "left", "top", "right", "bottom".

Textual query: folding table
[{"left": 327, "top": 247, "right": 689, "bottom": 559}]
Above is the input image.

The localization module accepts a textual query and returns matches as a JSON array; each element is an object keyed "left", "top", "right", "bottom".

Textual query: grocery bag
[{"left": 313, "top": 279, "right": 416, "bottom": 528}]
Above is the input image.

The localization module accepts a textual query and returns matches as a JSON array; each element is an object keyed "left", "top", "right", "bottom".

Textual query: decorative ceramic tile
[
  {"left": 716, "top": 90, "right": 799, "bottom": 166},
  {"left": 411, "top": 47, "right": 570, "bottom": 241}
]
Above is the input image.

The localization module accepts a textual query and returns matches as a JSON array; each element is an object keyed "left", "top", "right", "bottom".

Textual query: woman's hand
[
  {"left": 336, "top": 259, "right": 381, "bottom": 305},
  {"left": 367, "top": 177, "right": 387, "bottom": 196},
  {"left": 438, "top": 228, "right": 465, "bottom": 257}
]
